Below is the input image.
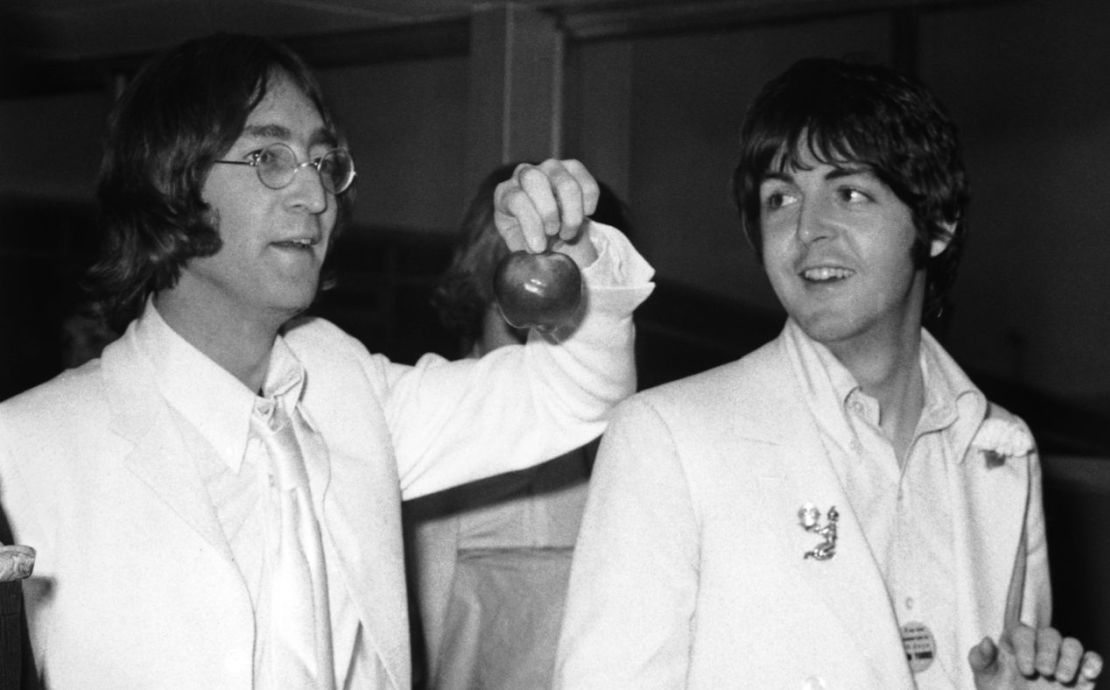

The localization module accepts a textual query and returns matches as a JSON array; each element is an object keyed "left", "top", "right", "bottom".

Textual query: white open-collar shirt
[{"left": 783, "top": 319, "right": 987, "bottom": 688}]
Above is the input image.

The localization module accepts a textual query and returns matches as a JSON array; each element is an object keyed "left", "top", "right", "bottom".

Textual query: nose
[
  {"left": 795, "top": 196, "right": 834, "bottom": 245},
  {"left": 285, "top": 162, "right": 329, "bottom": 215}
]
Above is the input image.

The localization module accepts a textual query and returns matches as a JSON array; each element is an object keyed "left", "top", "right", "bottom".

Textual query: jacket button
[{"left": 802, "top": 676, "right": 827, "bottom": 690}]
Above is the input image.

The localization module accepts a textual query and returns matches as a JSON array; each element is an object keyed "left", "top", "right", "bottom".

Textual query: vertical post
[
  {"left": 466, "top": 3, "right": 564, "bottom": 192},
  {"left": 564, "top": 39, "right": 632, "bottom": 205}
]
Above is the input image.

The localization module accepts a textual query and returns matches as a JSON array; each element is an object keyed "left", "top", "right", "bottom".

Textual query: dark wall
[
  {"left": 570, "top": 0, "right": 1110, "bottom": 421},
  {"left": 0, "top": 198, "right": 102, "bottom": 400},
  {"left": 922, "top": 0, "right": 1110, "bottom": 412}
]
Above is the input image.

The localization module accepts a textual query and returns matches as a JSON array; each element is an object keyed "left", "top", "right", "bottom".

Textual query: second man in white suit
[{"left": 556, "top": 57, "right": 1101, "bottom": 689}]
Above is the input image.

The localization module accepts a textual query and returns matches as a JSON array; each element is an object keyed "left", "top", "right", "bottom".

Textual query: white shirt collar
[
  {"left": 133, "top": 298, "right": 308, "bottom": 473},
  {"left": 783, "top": 318, "right": 986, "bottom": 455}
]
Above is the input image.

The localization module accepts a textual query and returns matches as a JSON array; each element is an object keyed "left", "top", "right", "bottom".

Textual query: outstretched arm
[{"left": 386, "top": 159, "right": 654, "bottom": 499}]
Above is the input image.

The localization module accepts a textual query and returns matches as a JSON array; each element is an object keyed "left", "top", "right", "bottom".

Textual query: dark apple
[{"left": 493, "top": 250, "right": 583, "bottom": 332}]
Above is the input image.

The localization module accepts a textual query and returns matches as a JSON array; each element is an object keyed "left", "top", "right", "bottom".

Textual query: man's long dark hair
[
  {"left": 89, "top": 33, "right": 348, "bottom": 331},
  {"left": 732, "top": 57, "right": 968, "bottom": 319}
]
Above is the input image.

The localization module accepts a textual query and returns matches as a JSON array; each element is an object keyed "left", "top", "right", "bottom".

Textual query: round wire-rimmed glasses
[{"left": 215, "top": 142, "right": 356, "bottom": 195}]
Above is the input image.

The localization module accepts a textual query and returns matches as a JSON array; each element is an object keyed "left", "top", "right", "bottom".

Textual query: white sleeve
[{"left": 386, "top": 222, "right": 655, "bottom": 500}]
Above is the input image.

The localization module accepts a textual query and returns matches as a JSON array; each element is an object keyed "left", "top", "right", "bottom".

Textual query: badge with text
[
  {"left": 797, "top": 503, "right": 839, "bottom": 561},
  {"left": 901, "top": 621, "right": 937, "bottom": 673}
]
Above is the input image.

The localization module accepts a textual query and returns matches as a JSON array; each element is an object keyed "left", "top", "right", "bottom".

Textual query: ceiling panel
[
  {"left": 2, "top": 0, "right": 1019, "bottom": 64},
  {"left": 1, "top": 0, "right": 480, "bottom": 61}
]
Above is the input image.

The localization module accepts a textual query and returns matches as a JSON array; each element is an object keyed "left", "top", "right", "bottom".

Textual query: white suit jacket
[
  {"left": 0, "top": 229, "right": 652, "bottom": 689},
  {"left": 555, "top": 328, "right": 1050, "bottom": 690}
]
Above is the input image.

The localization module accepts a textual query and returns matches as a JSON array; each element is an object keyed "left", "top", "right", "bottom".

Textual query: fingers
[
  {"left": 558, "top": 159, "right": 600, "bottom": 236},
  {"left": 1016, "top": 625, "right": 1047, "bottom": 678},
  {"left": 1078, "top": 651, "right": 1104, "bottom": 689},
  {"left": 493, "top": 159, "right": 599, "bottom": 253},
  {"left": 1003, "top": 624, "right": 1104, "bottom": 686},
  {"left": 968, "top": 636, "right": 1001, "bottom": 676},
  {"left": 494, "top": 177, "right": 540, "bottom": 253},
  {"left": 1052, "top": 635, "right": 1084, "bottom": 682},
  {"left": 1055, "top": 643, "right": 1103, "bottom": 688}
]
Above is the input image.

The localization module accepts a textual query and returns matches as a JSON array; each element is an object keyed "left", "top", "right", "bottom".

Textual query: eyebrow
[
  {"left": 824, "top": 164, "right": 874, "bottom": 180},
  {"left": 760, "top": 163, "right": 875, "bottom": 185},
  {"left": 760, "top": 170, "right": 794, "bottom": 185},
  {"left": 241, "top": 123, "right": 338, "bottom": 148}
]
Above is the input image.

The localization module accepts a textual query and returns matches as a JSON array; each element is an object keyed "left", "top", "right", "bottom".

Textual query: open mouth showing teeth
[
  {"left": 801, "top": 267, "right": 853, "bottom": 282},
  {"left": 274, "top": 239, "right": 315, "bottom": 249}
]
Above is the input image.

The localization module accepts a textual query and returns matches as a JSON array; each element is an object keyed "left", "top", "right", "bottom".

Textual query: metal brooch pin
[{"left": 798, "top": 503, "right": 839, "bottom": 561}]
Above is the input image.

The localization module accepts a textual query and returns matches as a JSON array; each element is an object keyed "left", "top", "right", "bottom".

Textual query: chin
[
  {"left": 271, "top": 287, "right": 319, "bottom": 318},
  {"left": 791, "top": 309, "right": 863, "bottom": 346}
]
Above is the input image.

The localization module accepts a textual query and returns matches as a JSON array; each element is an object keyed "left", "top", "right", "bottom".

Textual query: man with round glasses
[{"left": 0, "top": 33, "right": 653, "bottom": 689}]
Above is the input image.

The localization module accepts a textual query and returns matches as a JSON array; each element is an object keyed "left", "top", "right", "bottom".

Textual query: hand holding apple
[
  {"left": 492, "top": 159, "right": 599, "bottom": 257},
  {"left": 491, "top": 159, "right": 599, "bottom": 331}
]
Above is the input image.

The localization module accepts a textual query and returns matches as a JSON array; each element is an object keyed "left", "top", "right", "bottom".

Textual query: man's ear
[{"left": 930, "top": 221, "right": 957, "bottom": 258}]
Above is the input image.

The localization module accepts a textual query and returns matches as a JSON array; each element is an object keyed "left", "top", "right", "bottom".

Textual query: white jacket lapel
[
  {"left": 296, "top": 353, "right": 408, "bottom": 689},
  {"left": 748, "top": 340, "right": 913, "bottom": 687},
  {"left": 102, "top": 329, "right": 234, "bottom": 561},
  {"left": 756, "top": 432, "right": 913, "bottom": 687},
  {"left": 316, "top": 439, "right": 407, "bottom": 690}
]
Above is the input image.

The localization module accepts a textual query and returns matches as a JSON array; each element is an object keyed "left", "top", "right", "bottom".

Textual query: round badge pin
[{"left": 900, "top": 621, "right": 936, "bottom": 673}]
